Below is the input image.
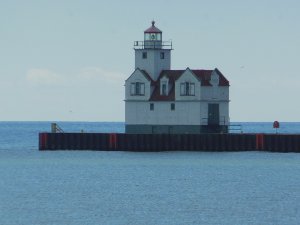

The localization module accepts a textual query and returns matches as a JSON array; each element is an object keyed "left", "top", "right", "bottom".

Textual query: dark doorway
[{"left": 208, "top": 104, "right": 219, "bottom": 125}]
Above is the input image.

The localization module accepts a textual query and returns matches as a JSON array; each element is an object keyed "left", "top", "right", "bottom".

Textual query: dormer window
[
  {"left": 160, "top": 79, "right": 169, "bottom": 96},
  {"left": 180, "top": 82, "right": 195, "bottom": 96},
  {"left": 130, "top": 82, "right": 145, "bottom": 96},
  {"left": 162, "top": 84, "right": 167, "bottom": 95},
  {"left": 210, "top": 71, "right": 219, "bottom": 86}
]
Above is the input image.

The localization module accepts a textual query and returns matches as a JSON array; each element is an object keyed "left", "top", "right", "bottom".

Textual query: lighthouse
[
  {"left": 134, "top": 21, "right": 172, "bottom": 81},
  {"left": 125, "top": 22, "right": 230, "bottom": 134}
]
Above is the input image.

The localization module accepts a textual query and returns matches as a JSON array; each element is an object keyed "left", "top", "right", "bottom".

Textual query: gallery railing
[{"left": 133, "top": 41, "right": 173, "bottom": 50}]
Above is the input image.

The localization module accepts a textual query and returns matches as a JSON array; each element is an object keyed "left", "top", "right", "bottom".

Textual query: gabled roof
[
  {"left": 192, "top": 69, "right": 229, "bottom": 86},
  {"left": 149, "top": 68, "right": 229, "bottom": 101},
  {"left": 140, "top": 70, "right": 155, "bottom": 84},
  {"left": 126, "top": 68, "right": 154, "bottom": 84},
  {"left": 215, "top": 68, "right": 230, "bottom": 86}
]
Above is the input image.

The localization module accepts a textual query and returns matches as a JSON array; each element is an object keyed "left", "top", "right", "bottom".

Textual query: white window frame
[
  {"left": 130, "top": 82, "right": 145, "bottom": 96},
  {"left": 161, "top": 82, "right": 167, "bottom": 95},
  {"left": 180, "top": 82, "right": 195, "bottom": 96}
]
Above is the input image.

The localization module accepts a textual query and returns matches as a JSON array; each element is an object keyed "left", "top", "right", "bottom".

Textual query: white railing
[
  {"left": 51, "top": 123, "right": 64, "bottom": 133},
  {"left": 133, "top": 41, "right": 172, "bottom": 49},
  {"left": 201, "top": 116, "right": 227, "bottom": 126}
]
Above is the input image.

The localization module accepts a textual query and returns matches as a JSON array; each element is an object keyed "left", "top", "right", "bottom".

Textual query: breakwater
[{"left": 39, "top": 133, "right": 300, "bottom": 152}]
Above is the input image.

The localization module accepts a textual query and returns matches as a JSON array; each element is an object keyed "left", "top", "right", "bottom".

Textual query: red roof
[
  {"left": 149, "top": 70, "right": 181, "bottom": 101},
  {"left": 149, "top": 81, "right": 175, "bottom": 101},
  {"left": 144, "top": 21, "right": 162, "bottom": 33},
  {"left": 192, "top": 69, "right": 229, "bottom": 86},
  {"left": 149, "top": 68, "right": 229, "bottom": 101}
]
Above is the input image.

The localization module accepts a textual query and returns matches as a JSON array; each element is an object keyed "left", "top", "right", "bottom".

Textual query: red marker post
[{"left": 273, "top": 121, "right": 280, "bottom": 134}]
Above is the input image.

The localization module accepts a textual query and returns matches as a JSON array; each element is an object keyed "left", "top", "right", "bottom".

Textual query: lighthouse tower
[{"left": 134, "top": 21, "right": 172, "bottom": 81}]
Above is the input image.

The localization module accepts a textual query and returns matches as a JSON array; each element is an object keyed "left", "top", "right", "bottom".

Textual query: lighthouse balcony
[{"left": 134, "top": 40, "right": 172, "bottom": 50}]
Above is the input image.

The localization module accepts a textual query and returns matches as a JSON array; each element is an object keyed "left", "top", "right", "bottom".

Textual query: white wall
[
  {"left": 126, "top": 100, "right": 229, "bottom": 126},
  {"left": 175, "top": 69, "right": 201, "bottom": 101},
  {"left": 125, "top": 101, "right": 201, "bottom": 125},
  {"left": 135, "top": 49, "right": 171, "bottom": 81},
  {"left": 125, "top": 69, "right": 151, "bottom": 101},
  {"left": 220, "top": 102, "right": 230, "bottom": 125},
  {"left": 201, "top": 86, "right": 229, "bottom": 101},
  {"left": 200, "top": 85, "right": 229, "bottom": 125},
  {"left": 200, "top": 101, "right": 229, "bottom": 125}
]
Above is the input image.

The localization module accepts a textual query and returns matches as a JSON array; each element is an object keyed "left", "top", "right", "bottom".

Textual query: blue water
[{"left": 1, "top": 122, "right": 300, "bottom": 225}]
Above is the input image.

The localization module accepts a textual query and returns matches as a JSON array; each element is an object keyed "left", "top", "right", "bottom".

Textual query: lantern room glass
[{"left": 144, "top": 33, "right": 162, "bottom": 41}]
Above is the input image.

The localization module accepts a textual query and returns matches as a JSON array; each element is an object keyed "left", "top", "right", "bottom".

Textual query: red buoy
[{"left": 273, "top": 121, "right": 280, "bottom": 129}]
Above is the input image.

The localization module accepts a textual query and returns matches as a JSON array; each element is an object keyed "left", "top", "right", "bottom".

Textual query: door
[{"left": 208, "top": 104, "right": 219, "bottom": 125}]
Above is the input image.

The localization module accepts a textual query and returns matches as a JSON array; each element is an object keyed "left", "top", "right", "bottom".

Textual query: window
[
  {"left": 162, "top": 83, "right": 167, "bottom": 95},
  {"left": 135, "top": 83, "right": 141, "bottom": 95},
  {"left": 180, "top": 82, "right": 195, "bottom": 96},
  {"left": 130, "top": 82, "right": 145, "bottom": 96},
  {"left": 144, "top": 33, "right": 161, "bottom": 41},
  {"left": 150, "top": 103, "right": 154, "bottom": 111},
  {"left": 142, "top": 52, "right": 147, "bottom": 59},
  {"left": 160, "top": 52, "right": 165, "bottom": 59},
  {"left": 171, "top": 103, "right": 175, "bottom": 111},
  {"left": 160, "top": 80, "right": 169, "bottom": 95}
]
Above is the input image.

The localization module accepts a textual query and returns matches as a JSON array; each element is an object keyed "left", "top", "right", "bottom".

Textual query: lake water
[{"left": 1, "top": 122, "right": 300, "bottom": 225}]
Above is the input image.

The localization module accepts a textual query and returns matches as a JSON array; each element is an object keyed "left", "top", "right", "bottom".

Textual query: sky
[{"left": 1, "top": 0, "right": 300, "bottom": 122}]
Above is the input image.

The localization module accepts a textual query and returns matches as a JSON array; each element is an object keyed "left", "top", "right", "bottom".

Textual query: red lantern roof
[{"left": 144, "top": 21, "right": 162, "bottom": 33}]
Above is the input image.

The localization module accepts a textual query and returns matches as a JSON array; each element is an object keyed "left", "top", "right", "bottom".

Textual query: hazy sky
[{"left": 1, "top": 0, "right": 300, "bottom": 122}]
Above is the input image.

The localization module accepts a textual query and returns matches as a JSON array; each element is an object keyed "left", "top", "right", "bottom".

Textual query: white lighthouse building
[{"left": 125, "top": 21, "right": 230, "bottom": 134}]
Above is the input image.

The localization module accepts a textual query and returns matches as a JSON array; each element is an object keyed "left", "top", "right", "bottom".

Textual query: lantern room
[{"left": 144, "top": 21, "right": 162, "bottom": 49}]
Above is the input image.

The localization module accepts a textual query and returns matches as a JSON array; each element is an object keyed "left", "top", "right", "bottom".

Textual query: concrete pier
[{"left": 39, "top": 133, "right": 300, "bottom": 152}]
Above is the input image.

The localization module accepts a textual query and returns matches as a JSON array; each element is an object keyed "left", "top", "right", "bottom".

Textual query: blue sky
[{"left": 1, "top": 0, "right": 299, "bottom": 122}]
